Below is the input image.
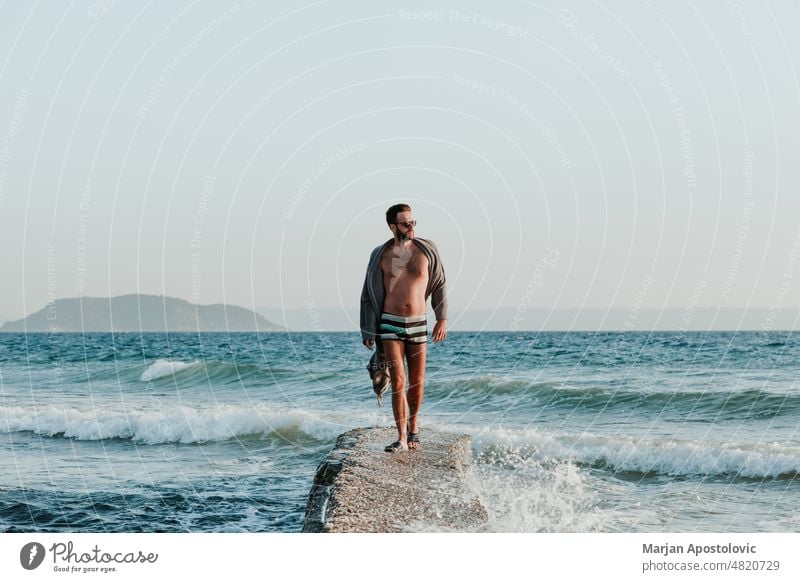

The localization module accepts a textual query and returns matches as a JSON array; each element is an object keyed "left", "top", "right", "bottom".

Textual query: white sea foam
[
  {"left": 396, "top": 421, "right": 601, "bottom": 532},
  {"left": 467, "top": 425, "right": 800, "bottom": 478},
  {"left": 468, "top": 453, "right": 602, "bottom": 532},
  {"left": 411, "top": 421, "right": 800, "bottom": 532},
  {"left": 0, "top": 403, "right": 388, "bottom": 444},
  {"left": 140, "top": 359, "right": 201, "bottom": 381}
]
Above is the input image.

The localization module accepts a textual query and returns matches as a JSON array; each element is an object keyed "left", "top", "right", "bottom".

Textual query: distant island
[{"left": 0, "top": 294, "right": 283, "bottom": 332}]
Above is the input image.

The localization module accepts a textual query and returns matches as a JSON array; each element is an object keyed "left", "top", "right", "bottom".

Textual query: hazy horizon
[
  {"left": 2, "top": 1, "right": 799, "bottom": 331},
  {"left": 5, "top": 293, "right": 800, "bottom": 332}
]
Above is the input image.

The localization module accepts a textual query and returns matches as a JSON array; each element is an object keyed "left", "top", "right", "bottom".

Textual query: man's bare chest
[{"left": 381, "top": 246, "right": 428, "bottom": 277}]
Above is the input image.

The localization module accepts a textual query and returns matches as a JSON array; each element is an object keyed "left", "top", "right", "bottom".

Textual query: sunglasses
[{"left": 394, "top": 220, "right": 416, "bottom": 228}]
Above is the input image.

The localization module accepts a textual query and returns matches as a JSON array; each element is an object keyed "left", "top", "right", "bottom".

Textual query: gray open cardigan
[{"left": 359, "top": 237, "right": 448, "bottom": 343}]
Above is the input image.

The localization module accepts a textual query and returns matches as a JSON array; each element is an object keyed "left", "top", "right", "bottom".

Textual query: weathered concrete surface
[{"left": 303, "top": 427, "right": 487, "bottom": 532}]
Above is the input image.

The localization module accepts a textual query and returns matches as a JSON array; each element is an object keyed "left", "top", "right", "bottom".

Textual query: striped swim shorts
[{"left": 379, "top": 312, "right": 428, "bottom": 344}]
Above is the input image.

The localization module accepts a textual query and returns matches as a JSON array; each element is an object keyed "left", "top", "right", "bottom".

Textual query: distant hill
[{"left": 0, "top": 295, "right": 283, "bottom": 332}]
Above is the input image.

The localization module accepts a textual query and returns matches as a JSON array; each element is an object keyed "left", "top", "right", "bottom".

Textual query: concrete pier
[{"left": 303, "top": 427, "right": 488, "bottom": 532}]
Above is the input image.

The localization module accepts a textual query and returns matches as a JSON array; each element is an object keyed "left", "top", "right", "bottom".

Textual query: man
[{"left": 360, "top": 203, "right": 448, "bottom": 452}]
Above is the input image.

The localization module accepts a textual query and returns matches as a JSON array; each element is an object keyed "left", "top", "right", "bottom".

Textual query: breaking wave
[
  {"left": 140, "top": 359, "right": 201, "bottom": 381},
  {"left": 470, "top": 426, "right": 800, "bottom": 480},
  {"left": 0, "top": 403, "right": 385, "bottom": 445}
]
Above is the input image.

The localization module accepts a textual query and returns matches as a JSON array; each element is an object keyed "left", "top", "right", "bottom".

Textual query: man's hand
[
  {"left": 363, "top": 339, "right": 374, "bottom": 350},
  {"left": 432, "top": 320, "right": 447, "bottom": 343}
]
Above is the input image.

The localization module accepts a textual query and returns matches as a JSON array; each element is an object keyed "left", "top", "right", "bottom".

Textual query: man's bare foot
[
  {"left": 408, "top": 431, "right": 420, "bottom": 450},
  {"left": 385, "top": 440, "right": 408, "bottom": 453}
]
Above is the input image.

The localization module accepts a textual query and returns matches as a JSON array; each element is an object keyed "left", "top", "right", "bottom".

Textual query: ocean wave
[
  {"left": 125, "top": 358, "right": 297, "bottom": 386},
  {"left": 428, "top": 376, "right": 800, "bottom": 419},
  {"left": 429, "top": 374, "right": 565, "bottom": 395},
  {"left": 140, "top": 359, "right": 201, "bottom": 381},
  {"left": 462, "top": 451, "right": 601, "bottom": 532},
  {"left": 0, "top": 483, "right": 306, "bottom": 532},
  {"left": 469, "top": 426, "right": 800, "bottom": 479},
  {"left": 0, "top": 403, "right": 376, "bottom": 444}
]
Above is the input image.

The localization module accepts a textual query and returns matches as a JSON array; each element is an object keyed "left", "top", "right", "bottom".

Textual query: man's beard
[{"left": 398, "top": 231, "right": 413, "bottom": 242}]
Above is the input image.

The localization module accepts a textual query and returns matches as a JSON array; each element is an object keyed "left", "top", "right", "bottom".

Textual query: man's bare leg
[
  {"left": 383, "top": 340, "right": 409, "bottom": 449},
  {"left": 405, "top": 341, "right": 427, "bottom": 450}
]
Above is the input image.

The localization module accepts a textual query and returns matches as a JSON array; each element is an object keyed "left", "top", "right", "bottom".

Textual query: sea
[{"left": 1, "top": 331, "right": 798, "bottom": 533}]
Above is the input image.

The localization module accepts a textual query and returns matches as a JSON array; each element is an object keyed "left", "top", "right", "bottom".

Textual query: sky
[{"left": 1, "top": 0, "right": 799, "bottom": 330}]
